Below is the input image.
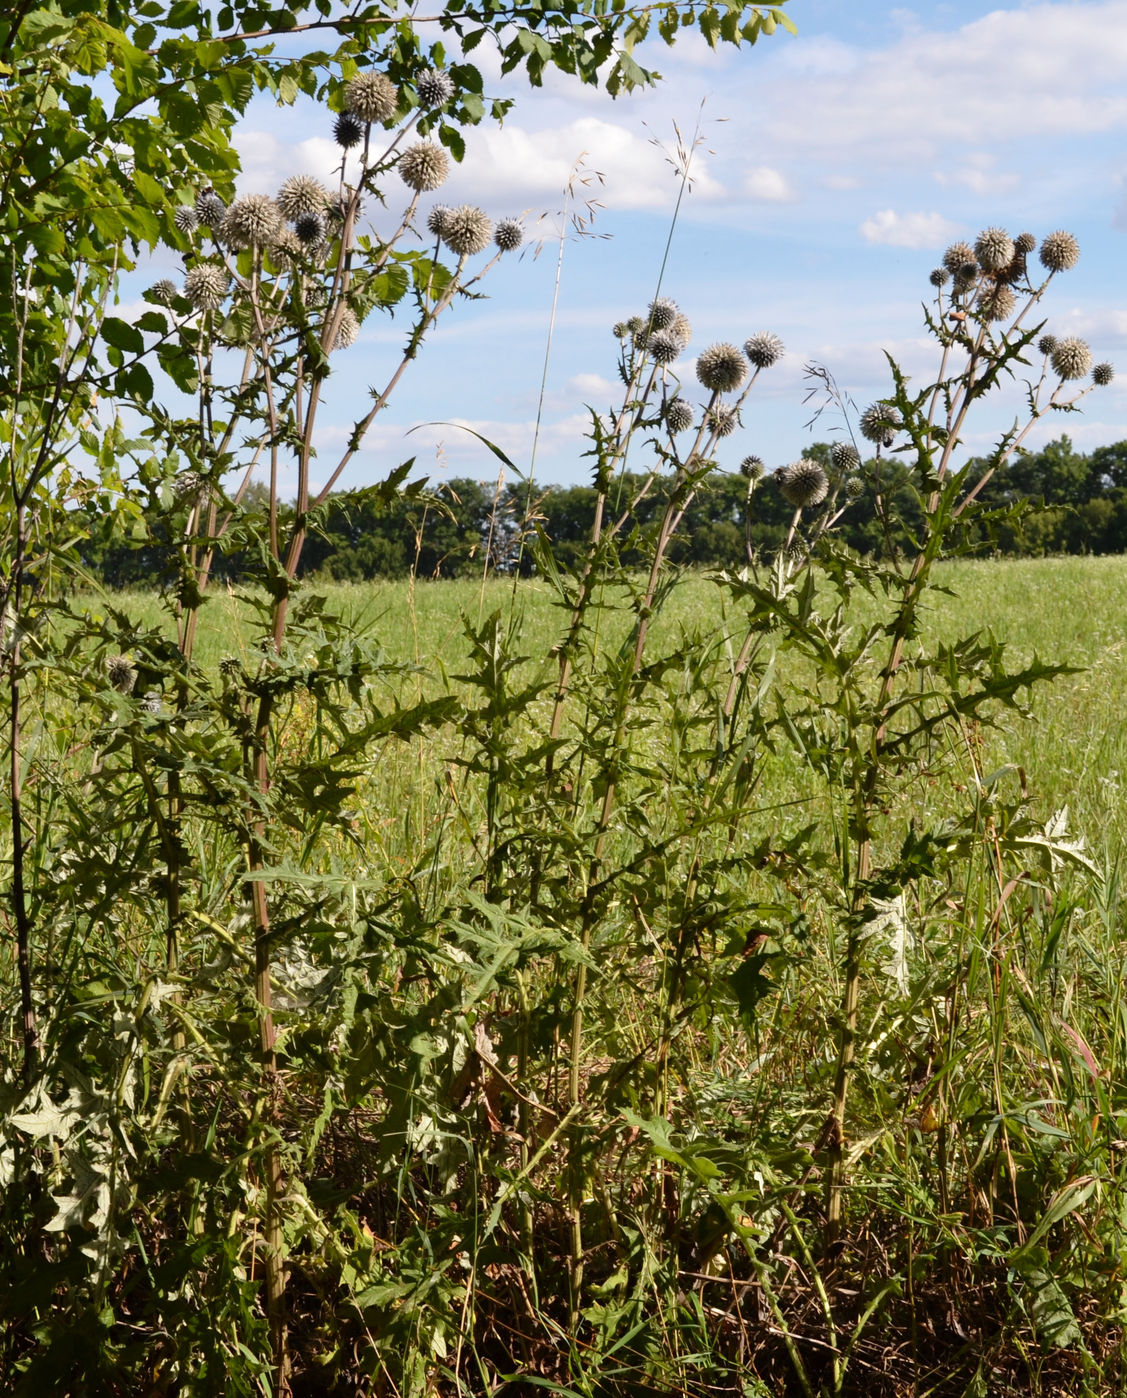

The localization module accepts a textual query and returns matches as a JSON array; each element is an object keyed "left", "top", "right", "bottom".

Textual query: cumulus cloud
[
  {"left": 744, "top": 166, "right": 798, "bottom": 202},
  {"left": 860, "top": 210, "right": 963, "bottom": 248}
]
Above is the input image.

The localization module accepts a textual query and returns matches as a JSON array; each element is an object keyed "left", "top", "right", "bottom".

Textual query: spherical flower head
[
  {"left": 1014, "top": 232, "right": 1036, "bottom": 255},
  {"left": 295, "top": 211, "right": 327, "bottom": 246},
  {"left": 952, "top": 262, "right": 979, "bottom": 294},
  {"left": 647, "top": 330, "right": 681, "bottom": 365},
  {"left": 707, "top": 407, "right": 737, "bottom": 438},
  {"left": 277, "top": 174, "right": 331, "bottom": 220},
  {"left": 942, "top": 240, "right": 975, "bottom": 275},
  {"left": 844, "top": 474, "right": 865, "bottom": 499},
  {"left": 1040, "top": 229, "right": 1079, "bottom": 273},
  {"left": 1051, "top": 336, "right": 1092, "bottom": 381},
  {"left": 268, "top": 229, "right": 304, "bottom": 270},
  {"left": 106, "top": 654, "right": 137, "bottom": 694},
  {"left": 426, "top": 204, "right": 452, "bottom": 239},
  {"left": 442, "top": 205, "right": 492, "bottom": 256},
  {"left": 740, "top": 455, "right": 764, "bottom": 482},
  {"left": 493, "top": 218, "right": 523, "bottom": 253},
  {"left": 744, "top": 331, "right": 784, "bottom": 370},
  {"left": 977, "top": 283, "right": 1015, "bottom": 323},
  {"left": 397, "top": 142, "right": 449, "bottom": 194},
  {"left": 1037, "top": 333, "right": 1058, "bottom": 356},
  {"left": 327, "top": 306, "right": 360, "bottom": 352},
  {"left": 665, "top": 398, "right": 693, "bottom": 434},
  {"left": 670, "top": 312, "right": 692, "bottom": 348},
  {"left": 830, "top": 441, "right": 860, "bottom": 472},
  {"left": 334, "top": 110, "right": 364, "bottom": 149},
  {"left": 626, "top": 316, "right": 645, "bottom": 335},
  {"left": 647, "top": 297, "right": 678, "bottom": 331},
  {"left": 149, "top": 279, "right": 178, "bottom": 306},
  {"left": 929, "top": 267, "right": 949, "bottom": 288},
  {"left": 183, "top": 263, "right": 230, "bottom": 311},
  {"left": 220, "top": 194, "right": 282, "bottom": 250},
  {"left": 218, "top": 655, "right": 242, "bottom": 679},
  {"left": 1092, "top": 362, "right": 1114, "bottom": 387},
  {"left": 172, "top": 470, "right": 207, "bottom": 505},
  {"left": 174, "top": 205, "right": 199, "bottom": 235},
  {"left": 195, "top": 190, "right": 226, "bottom": 225},
  {"left": 859, "top": 401, "right": 902, "bottom": 445},
  {"left": 779, "top": 458, "right": 829, "bottom": 509},
  {"left": 974, "top": 227, "right": 1014, "bottom": 273},
  {"left": 612, "top": 321, "right": 629, "bottom": 339},
  {"left": 696, "top": 342, "right": 747, "bottom": 394},
  {"left": 345, "top": 71, "right": 399, "bottom": 124},
  {"left": 416, "top": 68, "right": 454, "bottom": 107}
]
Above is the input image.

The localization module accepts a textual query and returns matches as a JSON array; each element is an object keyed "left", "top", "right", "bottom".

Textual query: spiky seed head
[
  {"left": 975, "top": 227, "right": 1014, "bottom": 272},
  {"left": 398, "top": 143, "right": 449, "bottom": 193},
  {"left": 665, "top": 398, "right": 693, "bottom": 434},
  {"left": 612, "top": 321, "right": 629, "bottom": 339},
  {"left": 277, "top": 175, "right": 331, "bottom": 220},
  {"left": 295, "top": 211, "right": 327, "bottom": 246},
  {"left": 859, "top": 401, "right": 902, "bottom": 445},
  {"left": 707, "top": 407, "right": 738, "bottom": 438},
  {"left": 327, "top": 306, "right": 360, "bottom": 351},
  {"left": 1014, "top": 231, "right": 1036, "bottom": 254},
  {"left": 220, "top": 194, "right": 282, "bottom": 249},
  {"left": 632, "top": 323, "right": 651, "bottom": 350},
  {"left": 106, "top": 654, "right": 137, "bottom": 694},
  {"left": 929, "top": 267, "right": 950, "bottom": 287},
  {"left": 977, "top": 283, "right": 1015, "bottom": 323},
  {"left": 647, "top": 297, "right": 678, "bottom": 331},
  {"left": 696, "top": 342, "right": 747, "bottom": 394},
  {"left": 149, "top": 279, "right": 178, "bottom": 306},
  {"left": 345, "top": 71, "right": 399, "bottom": 124},
  {"left": 942, "top": 241, "right": 975, "bottom": 275},
  {"left": 1051, "top": 336, "right": 1092, "bottom": 380},
  {"left": 493, "top": 218, "right": 523, "bottom": 252},
  {"left": 670, "top": 312, "right": 692, "bottom": 347},
  {"left": 426, "top": 204, "right": 453, "bottom": 238},
  {"left": 740, "top": 455, "right": 765, "bottom": 481},
  {"left": 219, "top": 655, "right": 242, "bottom": 678},
  {"left": 442, "top": 205, "right": 492, "bottom": 256},
  {"left": 952, "top": 262, "right": 979, "bottom": 294},
  {"left": 195, "top": 189, "right": 227, "bottom": 225},
  {"left": 172, "top": 470, "right": 207, "bottom": 505},
  {"left": 831, "top": 441, "right": 861, "bottom": 472},
  {"left": 647, "top": 330, "right": 681, "bottom": 365},
  {"left": 183, "top": 263, "right": 230, "bottom": 311},
  {"left": 1092, "top": 362, "right": 1114, "bottom": 387},
  {"left": 174, "top": 205, "right": 199, "bottom": 235},
  {"left": 779, "top": 458, "right": 829, "bottom": 508},
  {"left": 626, "top": 316, "right": 645, "bottom": 334},
  {"left": 844, "top": 474, "right": 865, "bottom": 498},
  {"left": 1037, "top": 334, "right": 1058, "bottom": 356},
  {"left": 416, "top": 68, "right": 454, "bottom": 107},
  {"left": 268, "top": 228, "right": 304, "bottom": 269},
  {"left": 744, "top": 331, "right": 784, "bottom": 369},
  {"left": 1040, "top": 230, "right": 1079, "bottom": 273},
  {"left": 334, "top": 110, "right": 364, "bottom": 148}
]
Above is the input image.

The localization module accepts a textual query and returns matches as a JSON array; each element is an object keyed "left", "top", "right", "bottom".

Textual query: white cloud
[
  {"left": 934, "top": 151, "right": 1021, "bottom": 197},
  {"left": 860, "top": 209, "right": 962, "bottom": 248},
  {"left": 744, "top": 166, "right": 798, "bottom": 202},
  {"left": 824, "top": 174, "right": 861, "bottom": 191}
]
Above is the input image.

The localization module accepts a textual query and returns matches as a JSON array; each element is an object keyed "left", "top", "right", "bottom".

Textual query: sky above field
[{"left": 141, "top": 0, "right": 1127, "bottom": 493}]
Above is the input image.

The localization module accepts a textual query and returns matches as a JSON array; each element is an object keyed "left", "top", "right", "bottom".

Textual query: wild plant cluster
[{"left": 1, "top": 44, "right": 1125, "bottom": 1390}]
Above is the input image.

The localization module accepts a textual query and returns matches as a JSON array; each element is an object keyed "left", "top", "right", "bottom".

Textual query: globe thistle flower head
[
  {"left": 442, "top": 205, "right": 492, "bottom": 256},
  {"left": 707, "top": 407, "right": 738, "bottom": 438},
  {"left": 647, "top": 330, "right": 681, "bottom": 365},
  {"left": 670, "top": 312, "right": 692, "bottom": 348},
  {"left": 744, "top": 331, "right": 784, "bottom": 370},
  {"left": 416, "top": 68, "right": 455, "bottom": 107},
  {"left": 626, "top": 315, "right": 645, "bottom": 335},
  {"left": 426, "top": 204, "right": 453, "bottom": 239},
  {"left": 327, "top": 306, "right": 360, "bottom": 352},
  {"left": 345, "top": 71, "right": 399, "bottom": 124},
  {"left": 398, "top": 143, "right": 449, "bottom": 193},
  {"left": 1014, "top": 232, "right": 1036, "bottom": 254},
  {"left": 106, "top": 654, "right": 137, "bottom": 695},
  {"left": 844, "top": 474, "right": 865, "bottom": 499},
  {"left": 696, "top": 342, "right": 747, "bottom": 394},
  {"left": 218, "top": 655, "right": 242, "bottom": 679},
  {"left": 942, "top": 241, "right": 975, "bottom": 275},
  {"left": 1040, "top": 230, "right": 1079, "bottom": 273},
  {"left": 195, "top": 189, "right": 226, "bottom": 225},
  {"left": 647, "top": 297, "right": 678, "bottom": 331},
  {"left": 149, "top": 279, "right": 178, "bottom": 306},
  {"left": 740, "top": 455, "right": 765, "bottom": 482},
  {"left": 859, "top": 401, "right": 902, "bottom": 445},
  {"left": 952, "top": 262, "right": 979, "bottom": 294},
  {"left": 830, "top": 441, "right": 860, "bottom": 472},
  {"left": 493, "top": 218, "right": 523, "bottom": 253},
  {"left": 220, "top": 194, "right": 282, "bottom": 250},
  {"left": 171, "top": 470, "right": 207, "bottom": 506},
  {"left": 779, "top": 458, "right": 829, "bottom": 509},
  {"left": 929, "top": 267, "right": 949, "bottom": 288},
  {"left": 295, "top": 211, "right": 327, "bottom": 246},
  {"left": 174, "top": 205, "right": 199, "bottom": 235},
  {"left": 1092, "top": 362, "right": 1114, "bottom": 387},
  {"left": 665, "top": 398, "right": 693, "bottom": 434},
  {"left": 183, "top": 263, "right": 230, "bottom": 311},
  {"left": 974, "top": 227, "right": 1014, "bottom": 272},
  {"left": 612, "top": 321, "right": 629, "bottom": 339},
  {"left": 333, "top": 110, "right": 364, "bottom": 149},
  {"left": 1051, "top": 336, "right": 1092, "bottom": 381},
  {"left": 268, "top": 229, "right": 304, "bottom": 270},
  {"left": 977, "top": 283, "right": 1015, "bottom": 323},
  {"left": 277, "top": 174, "right": 331, "bottom": 220},
  {"left": 1037, "top": 333, "right": 1058, "bottom": 356}
]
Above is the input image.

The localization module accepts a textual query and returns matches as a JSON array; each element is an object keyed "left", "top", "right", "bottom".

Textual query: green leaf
[{"left": 101, "top": 315, "right": 145, "bottom": 355}]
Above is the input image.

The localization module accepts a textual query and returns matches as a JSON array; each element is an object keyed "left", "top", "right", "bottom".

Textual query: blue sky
[{"left": 138, "top": 0, "right": 1127, "bottom": 493}]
